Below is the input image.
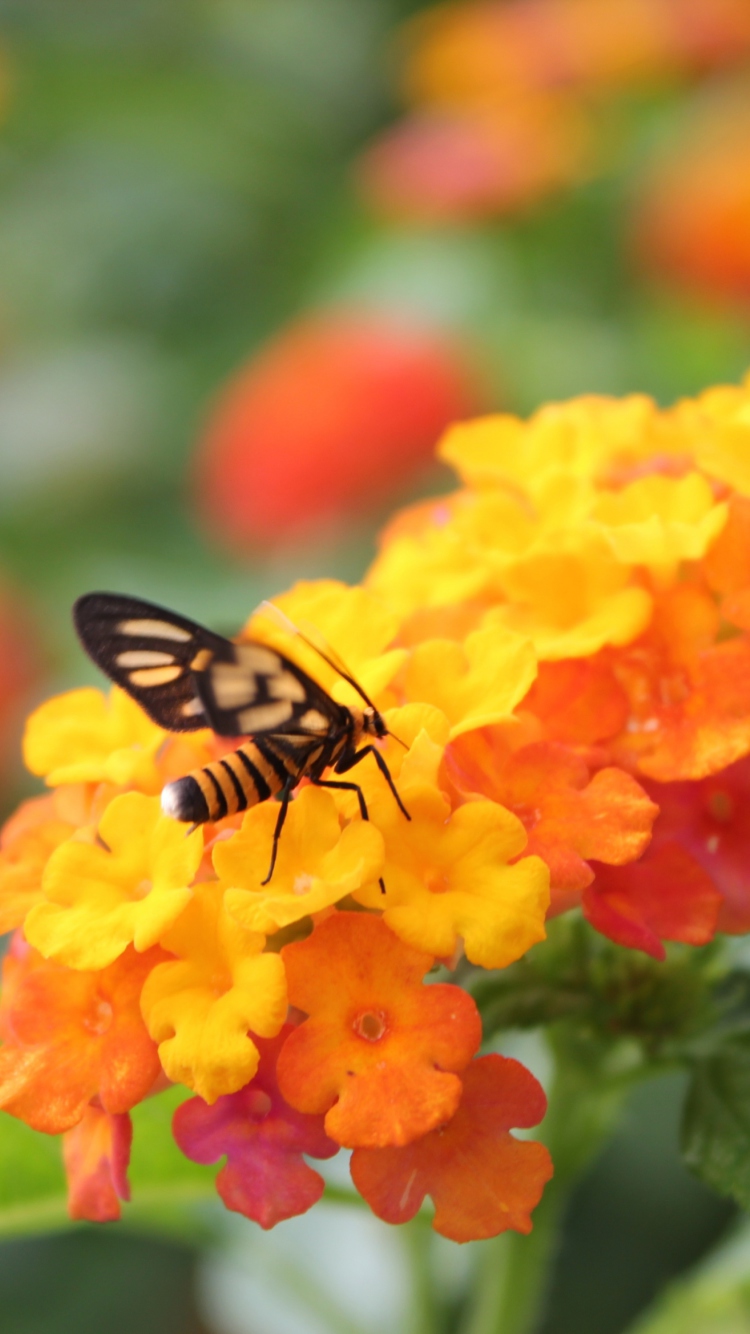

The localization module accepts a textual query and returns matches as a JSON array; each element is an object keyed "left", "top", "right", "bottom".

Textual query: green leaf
[
  {"left": 0, "top": 1086, "right": 219, "bottom": 1241},
  {"left": 682, "top": 1036, "right": 750, "bottom": 1210}
]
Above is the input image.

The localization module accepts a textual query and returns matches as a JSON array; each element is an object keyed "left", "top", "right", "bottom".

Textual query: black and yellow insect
[{"left": 73, "top": 592, "right": 408, "bottom": 883}]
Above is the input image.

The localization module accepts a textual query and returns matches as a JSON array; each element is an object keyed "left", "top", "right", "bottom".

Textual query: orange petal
[
  {"left": 350, "top": 1054, "right": 553, "bottom": 1243},
  {"left": 447, "top": 734, "right": 657, "bottom": 898},
  {"left": 63, "top": 1103, "right": 132, "bottom": 1222},
  {"left": 0, "top": 945, "right": 163, "bottom": 1133},
  {"left": 277, "top": 913, "right": 482, "bottom": 1148}
]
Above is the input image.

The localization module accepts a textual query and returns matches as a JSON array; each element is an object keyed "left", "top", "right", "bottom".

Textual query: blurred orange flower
[{"left": 634, "top": 92, "right": 750, "bottom": 306}]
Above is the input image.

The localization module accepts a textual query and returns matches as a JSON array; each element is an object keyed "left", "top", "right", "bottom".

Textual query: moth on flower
[{"left": 72, "top": 593, "right": 409, "bottom": 883}]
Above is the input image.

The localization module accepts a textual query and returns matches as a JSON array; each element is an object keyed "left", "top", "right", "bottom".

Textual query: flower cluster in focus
[{"left": 5, "top": 371, "right": 750, "bottom": 1238}]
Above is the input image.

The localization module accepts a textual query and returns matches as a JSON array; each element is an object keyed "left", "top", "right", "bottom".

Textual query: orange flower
[
  {"left": 350, "top": 1054, "right": 553, "bottom": 1243},
  {"left": 276, "top": 913, "right": 482, "bottom": 1149},
  {"left": 0, "top": 940, "right": 163, "bottom": 1133},
  {"left": 446, "top": 733, "right": 658, "bottom": 911},
  {"left": 703, "top": 494, "right": 750, "bottom": 631},
  {"left": 63, "top": 1103, "right": 132, "bottom": 1223},
  {"left": 522, "top": 656, "right": 629, "bottom": 746},
  {"left": 607, "top": 584, "right": 750, "bottom": 781}
]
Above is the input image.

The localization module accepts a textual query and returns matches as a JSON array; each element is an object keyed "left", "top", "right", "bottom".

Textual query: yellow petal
[
  {"left": 217, "top": 785, "right": 385, "bottom": 934},
  {"left": 142, "top": 883, "right": 287, "bottom": 1103},
  {"left": 26, "top": 793, "right": 202, "bottom": 969},
  {"left": 24, "top": 687, "right": 165, "bottom": 791},
  {"left": 405, "top": 624, "right": 537, "bottom": 738}
]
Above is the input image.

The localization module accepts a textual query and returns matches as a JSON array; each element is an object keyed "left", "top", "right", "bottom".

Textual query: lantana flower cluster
[
  {"left": 358, "top": 0, "right": 750, "bottom": 223},
  {"left": 4, "top": 373, "right": 750, "bottom": 1241}
]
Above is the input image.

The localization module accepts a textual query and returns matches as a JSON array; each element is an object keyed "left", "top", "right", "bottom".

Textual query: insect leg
[
  {"left": 261, "top": 777, "right": 295, "bottom": 886},
  {"left": 312, "top": 777, "right": 386, "bottom": 894},
  {"left": 336, "top": 746, "right": 411, "bottom": 820},
  {"left": 312, "top": 777, "right": 368, "bottom": 820}
]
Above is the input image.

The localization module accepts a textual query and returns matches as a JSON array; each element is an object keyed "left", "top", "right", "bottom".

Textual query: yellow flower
[
  {"left": 671, "top": 374, "right": 750, "bottom": 496},
  {"left": 25, "top": 793, "right": 202, "bottom": 970},
  {"left": 244, "top": 579, "right": 407, "bottom": 709},
  {"left": 356, "top": 778, "right": 549, "bottom": 969},
  {"left": 488, "top": 537, "right": 653, "bottom": 659},
  {"left": 366, "top": 527, "right": 488, "bottom": 622},
  {"left": 24, "top": 687, "right": 165, "bottom": 792},
  {"left": 217, "top": 785, "right": 384, "bottom": 935},
  {"left": 591, "top": 473, "right": 727, "bottom": 584},
  {"left": 140, "top": 882, "right": 287, "bottom": 1103},
  {"left": 404, "top": 623, "right": 537, "bottom": 738},
  {"left": 438, "top": 395, "right": 672, "bottom": 499}
]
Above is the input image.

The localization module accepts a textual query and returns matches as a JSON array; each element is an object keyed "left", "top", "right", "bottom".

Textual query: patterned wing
[
  {"left": 73, "top": 592, "right": 342, "bottom": 739},
  {"left": 195, "top": 640, "right": 340, "bottom": 739},
  {"left": 73, "top": 592, "right": 225, "bottom": 732}
]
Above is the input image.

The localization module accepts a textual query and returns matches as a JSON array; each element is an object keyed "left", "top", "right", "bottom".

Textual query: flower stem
[{"left": 459, "top": 1033, "right": 637, "bottom": 1334}]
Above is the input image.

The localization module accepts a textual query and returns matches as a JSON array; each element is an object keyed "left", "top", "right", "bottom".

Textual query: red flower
[
  {"left": 63, "top": 1103, "right": 132, "bottom": 1223},
  {"left": 631, "top": 760, "right": 750, "bottom": 936},
  {"left": 351, "top": 1054, "right": 552, "bottom": 1243},
  {"left": 583, "top": 841, "right": 722, "bottom": 960},
  {"left": 173, "top": 1026, "right": 338, "bottom": 1229},
  {"left": 276, "top": 913, "right": 482, "bottom": 1149},
  {"left": 193, "top": 313, "right": 479, "bottom": 550}
]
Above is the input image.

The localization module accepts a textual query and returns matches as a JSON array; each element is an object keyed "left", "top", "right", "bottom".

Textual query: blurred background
[{"left": 2, "top": 0, "right": 750, "bottom": 1330}]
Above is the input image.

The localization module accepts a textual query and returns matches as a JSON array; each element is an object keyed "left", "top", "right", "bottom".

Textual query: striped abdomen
[{"left": 160, "top": 737, "right": 296, "bottom": 824}]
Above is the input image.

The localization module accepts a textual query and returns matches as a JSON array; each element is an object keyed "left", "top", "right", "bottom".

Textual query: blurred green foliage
[{"left": 1, "top": 3, "right": 750, "bottom": 1333}]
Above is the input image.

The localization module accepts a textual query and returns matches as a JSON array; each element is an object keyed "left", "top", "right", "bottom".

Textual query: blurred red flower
[{"left": 192, "top": 313, "right": 480, "bottom": 551}]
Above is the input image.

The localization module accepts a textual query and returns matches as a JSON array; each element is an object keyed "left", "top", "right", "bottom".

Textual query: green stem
[
  {"left": 459, "top": 1036, "right": 638, "bottom": 1334},
  {"left": 459, "top": 1173, "right": 570, "bottom": 1334},
  {"left": 405, "top": 1217, "right": 441, "bottom": 1334}
]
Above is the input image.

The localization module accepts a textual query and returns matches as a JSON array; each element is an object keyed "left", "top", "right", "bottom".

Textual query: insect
[{"left": 73, "top": 592, "right": 409, "bottom": 884}]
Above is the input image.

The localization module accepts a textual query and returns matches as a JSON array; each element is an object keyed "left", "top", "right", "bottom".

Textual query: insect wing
[
  {"left": 73, "top": 592, "right": 224, "bottom": 732},
  {"left": 195, "top": 639, "right": 341, "bottom": 739}
]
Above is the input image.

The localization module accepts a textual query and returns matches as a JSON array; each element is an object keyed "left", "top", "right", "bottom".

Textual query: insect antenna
[
  {"left": 257, "top": 600, "right": 381, "bottom": 711},
  {"left": 388, "top": 731, "right": 409, "bottom": 750}
]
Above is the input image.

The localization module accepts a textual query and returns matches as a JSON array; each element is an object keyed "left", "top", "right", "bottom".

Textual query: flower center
[
  {"left": 425, "top": 869, "right": 451, "bottom": 895},
  {"left": 293, "top": 873, "right": 314, "bottom": 897},
  {"left": 133, "top": 878, "right": 152, "bottom": 900},
  {"left": 83, "top": 997, "right": 113, "bottom": 1036},
  {"left": 354, "top": 1010, "right": 387, "bottom": 1042},
  {"left": 708, "top": 789, "right": 734, "bottom": 823},
  {"left": 246, "top": 1089, "right": 273, "bottom": 1120}
]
